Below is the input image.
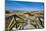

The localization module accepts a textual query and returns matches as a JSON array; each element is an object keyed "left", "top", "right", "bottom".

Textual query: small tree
[{"left": 5, "top": 10, "right": 10, "bottom": 14}]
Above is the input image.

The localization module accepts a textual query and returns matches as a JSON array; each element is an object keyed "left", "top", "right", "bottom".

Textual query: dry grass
[{"left": 5, "top": 11, "right": 44, "bottom": 31}]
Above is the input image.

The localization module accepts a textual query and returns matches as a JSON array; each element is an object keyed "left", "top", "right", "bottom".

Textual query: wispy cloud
[{"left": 5, "top": 1, "right": 44, "bottom": 11}]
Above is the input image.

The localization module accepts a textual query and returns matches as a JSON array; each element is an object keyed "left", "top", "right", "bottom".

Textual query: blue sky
[{"left": 5, "top": 1, "right": 44, "bottom": 11}]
